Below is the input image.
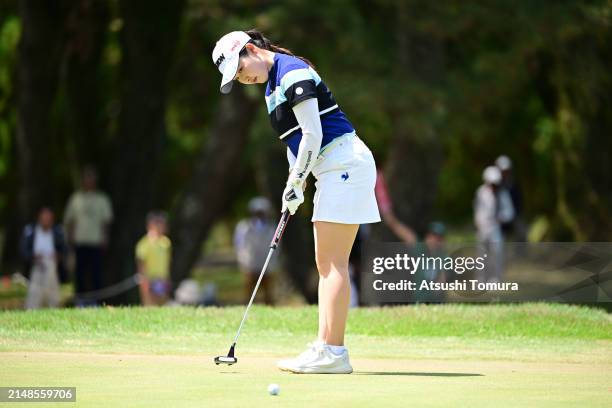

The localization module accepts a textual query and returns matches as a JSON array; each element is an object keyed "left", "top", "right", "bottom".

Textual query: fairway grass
[{"left": 1, "top": 303, "right": 610, "bottom": 407}]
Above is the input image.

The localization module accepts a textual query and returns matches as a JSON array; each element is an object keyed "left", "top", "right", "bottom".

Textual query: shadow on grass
[
  {"left": 217, "top": 371, "right": 484, "bottom": 376},
  {"left": 355, "top": 371, "right": 483, "bottom": 377}
]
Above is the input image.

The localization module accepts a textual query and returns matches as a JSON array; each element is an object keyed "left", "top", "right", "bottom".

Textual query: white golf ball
[{"left": 267, "top": 383, "right": 280, "bottom": 396}]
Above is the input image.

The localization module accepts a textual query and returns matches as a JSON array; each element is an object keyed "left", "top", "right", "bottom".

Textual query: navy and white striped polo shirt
[{"left": 265, "top": 53, "right": 354, "bottom": 157}]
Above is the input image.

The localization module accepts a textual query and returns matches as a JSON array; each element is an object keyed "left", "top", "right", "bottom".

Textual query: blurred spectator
[
  {"left": 413, "top": 222, "right": 449, "bottom": 304},
  {"left": 375, "top": 170, "right": 450, "bottom": 303},
  {"left": 495, "top": 155, "right": 526, "bottom": 241},
  {"left": 233, "top": 197, "right": 278, "bottom": 305},
  {"left": 375, "top": 170, "right": 417, "bottom": 245},
  {"left": 136, "top": 211, "right": 172, "bottom": 306},
  {"left": 20, "top": 207, "right": 67, "bottom": 309},
  {"left": 174, "top": 279, "right": 201, "bottom": 305},
  {"left": 64, "top": 166, "right": 113, "bottom": 306},
  {"left": 474, "top": 166, "right": 504, "bottom": 283}
]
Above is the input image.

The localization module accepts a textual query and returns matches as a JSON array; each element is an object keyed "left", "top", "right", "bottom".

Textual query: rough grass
[
  {"left": 1, "top": 302, "right": 609, "bottom": 339},
  {"left": 0, "top": 303, "right": 610, "bottom": 362}
]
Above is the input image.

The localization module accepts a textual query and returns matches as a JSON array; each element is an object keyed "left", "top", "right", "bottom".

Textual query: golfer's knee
[{"left": 315, "top": 254, "right": 349, "bottom": 277}]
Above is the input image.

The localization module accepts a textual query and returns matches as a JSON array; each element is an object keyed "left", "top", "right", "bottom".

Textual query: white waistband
[
  {"left": 318, "top": 131, "right": 356, "bottom": 157},
  {"left": 279, "top": 104, "right": 340, "bottom": 140}
]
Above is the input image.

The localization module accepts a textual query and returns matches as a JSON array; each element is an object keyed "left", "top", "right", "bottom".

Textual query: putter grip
[{"left": 270, "top": 210, "right": 290, "bottom": 249}]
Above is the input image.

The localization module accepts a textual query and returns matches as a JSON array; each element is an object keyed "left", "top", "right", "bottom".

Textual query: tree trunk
[
  {"left": 383, "top": 3, "right": 444, "bottom": 236},
  {"left": 169, "top": 87, "right": 259, "bottom": 288},
  {"left": 63, "top": 0, "right": 110, "bottom": 170},
  {"left": 105, "top": 0, "right": 184, "bottom": 303},
  {"left": 8, "top": 0, "right": 69, "bottom": 271}
]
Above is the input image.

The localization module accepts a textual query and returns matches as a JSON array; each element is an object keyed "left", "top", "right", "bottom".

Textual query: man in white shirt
[
  {"left": 233, "top": 197, "right": 278, "bottom": 305},
  {"left": 20, "top": 207, "right": 67, "bottom": 309}
]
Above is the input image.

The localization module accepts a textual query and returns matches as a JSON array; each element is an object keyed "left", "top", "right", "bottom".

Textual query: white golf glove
[{"left": 282, "top": 178, "right": 304, "bottom": 215}]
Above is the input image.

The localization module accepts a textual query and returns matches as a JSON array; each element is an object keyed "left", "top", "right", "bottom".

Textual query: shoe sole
[{"left": 279, "top": 365, "right": 353, "bottom": 374}]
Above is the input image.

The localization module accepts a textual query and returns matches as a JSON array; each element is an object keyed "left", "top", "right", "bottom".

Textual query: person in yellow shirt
[{"left": 136, "top": 211, "right": 171, "bottom": 306}]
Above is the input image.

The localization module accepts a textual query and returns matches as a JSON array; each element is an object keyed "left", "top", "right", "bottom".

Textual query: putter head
[
  {"left": 214, "top": 355, "right": 238, "bottom": 365},
  {"left": 214, "top": 343, "right": 237, "bottom": 365}
]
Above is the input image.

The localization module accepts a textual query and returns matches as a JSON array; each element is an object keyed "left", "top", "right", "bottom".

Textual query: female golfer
[{"left": 213, "top": 30, "right": 380, "bottom": 374}]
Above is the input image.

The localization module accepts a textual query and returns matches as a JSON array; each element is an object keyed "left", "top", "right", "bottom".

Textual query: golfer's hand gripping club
[{"left": 281, "top": 179, "right": 305, "bottom": 215}]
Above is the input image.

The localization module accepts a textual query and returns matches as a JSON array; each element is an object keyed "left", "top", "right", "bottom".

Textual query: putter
[{"left": 214, "top": 210, "right": 291, "bottom": 365}]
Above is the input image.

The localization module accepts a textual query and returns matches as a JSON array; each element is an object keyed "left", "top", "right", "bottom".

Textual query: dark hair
[
  {"left": 82, "top": 164, "right": 97, "bottom": 180},
  {"left": 241, "top": 29, "right": 315, "bottom": 69},
  {"left": 146, "top": 210, "right": 167, "bottom": 225}
]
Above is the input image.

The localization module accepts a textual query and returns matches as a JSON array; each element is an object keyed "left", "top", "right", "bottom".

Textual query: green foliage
[
  {"left": 0, "top": 16, "right": 19, "bottom": 190},
  {"left": 2, "top": 0, "right": 611, "bottom": 240}
]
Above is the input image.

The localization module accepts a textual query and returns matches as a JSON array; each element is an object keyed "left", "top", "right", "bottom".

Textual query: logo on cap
[{"left": 215, "top": 54, "right": 225, "bottom": 68}]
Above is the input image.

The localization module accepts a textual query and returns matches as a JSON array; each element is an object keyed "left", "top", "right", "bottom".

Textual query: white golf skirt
[{"left": 311, "top": 133, "right": 381, "bottom": 224}]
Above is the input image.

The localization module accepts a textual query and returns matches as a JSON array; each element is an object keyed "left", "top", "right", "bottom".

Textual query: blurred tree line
[{"left": 0, "top": 0, "right": 610, "bottom": 303}]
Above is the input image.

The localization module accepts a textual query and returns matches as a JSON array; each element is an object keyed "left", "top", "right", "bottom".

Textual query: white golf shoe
[{"left": 277, "top": 342, "right": 353, "bottom": 374}]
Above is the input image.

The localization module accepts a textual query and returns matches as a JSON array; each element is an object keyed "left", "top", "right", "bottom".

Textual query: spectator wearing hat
[
  {"left": 233, "top": 197, "right": 279, "bottom": 305},
  {"left": 474, "top": 166, "right": 505, "bottom": 283},
  {"left": 375, "top": 170, "right": 452, "bottom": 302}
]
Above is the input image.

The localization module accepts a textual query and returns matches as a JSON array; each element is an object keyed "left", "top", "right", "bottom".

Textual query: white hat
[
  {"left": 483, "top": 166, "right": 502, "bottom": 184},
  {"left": 212, "top": 31, "right": 251, "bottom": 94},
  {"left": 495, "top": 155, "right": 512, "bottom": 171},
  {"left": 174, "top": 279, "right": 201, "bottom": 305},
  {"left": 248, "top": 196, "right": 271, "bottom": 213}
]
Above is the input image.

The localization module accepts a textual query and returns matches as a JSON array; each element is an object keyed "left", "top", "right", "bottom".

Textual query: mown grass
[{"left": 2, "top": 303, "right": 610, "bottom": 407}]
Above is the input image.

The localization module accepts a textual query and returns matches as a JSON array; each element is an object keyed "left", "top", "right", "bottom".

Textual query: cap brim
[{"left": 220, "top": 56, "right": 239, "bottom": 94}]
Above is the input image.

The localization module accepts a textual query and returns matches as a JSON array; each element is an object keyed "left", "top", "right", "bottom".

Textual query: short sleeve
[
  {"left": 280, "top": 66, "right": 318, "bottom": 108},
  {"left": 233, "top": 220, "right": 248, "bottom": 249},
  {"left": 101, "top": 194, "right": 113, "bottom": 222},
  {"left": 136, "top": 238, "right": 147, "bottom": 261},
  {"left": 284, "top": 80, "right": 317, "bottom": 107},
  {"left": 63, "top": 194, "right": 76, "bottom": 224}
]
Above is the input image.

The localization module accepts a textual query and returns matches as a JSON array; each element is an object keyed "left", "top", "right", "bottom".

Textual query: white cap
[
  {"left": 483, "top": 166, "right": 502, "bottom": 184},
  {"left": 495, "top": 155, "right": 512, "bottom": 171},
  {"left": 248, "top": 197, "right": 271, "bottom": 214},
  {"left": 212, "top": 31, "right": 251, "bottom": 94}
]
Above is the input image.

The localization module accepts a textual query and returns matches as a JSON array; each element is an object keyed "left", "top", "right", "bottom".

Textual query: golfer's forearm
[
  {"left": 289, "top": 98, "right": 322, "bottom": 186},
  {"left": 287, "top": 148, "right": 296, "bottom": 173}
]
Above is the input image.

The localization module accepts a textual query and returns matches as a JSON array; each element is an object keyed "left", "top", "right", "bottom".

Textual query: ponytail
[{"left": 243, "top": 29, "right": 315, "bottom": 69}]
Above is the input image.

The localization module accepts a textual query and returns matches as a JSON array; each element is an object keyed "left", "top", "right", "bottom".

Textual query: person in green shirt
[{"left": 136, "top": 211, "right": 171, "bottom": 306}]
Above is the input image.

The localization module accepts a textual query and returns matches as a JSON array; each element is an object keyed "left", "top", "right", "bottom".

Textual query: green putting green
[{"left": 1, "top": 304, "right": 610, "bottom": 407}]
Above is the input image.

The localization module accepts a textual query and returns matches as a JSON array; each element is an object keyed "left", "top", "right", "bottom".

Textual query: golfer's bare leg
[
  {"left": 314, "top": 221, "right": 359, "bottom": 346},
  {"left": 317, "top": 274, "right": 326, "bottom": 343}
]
